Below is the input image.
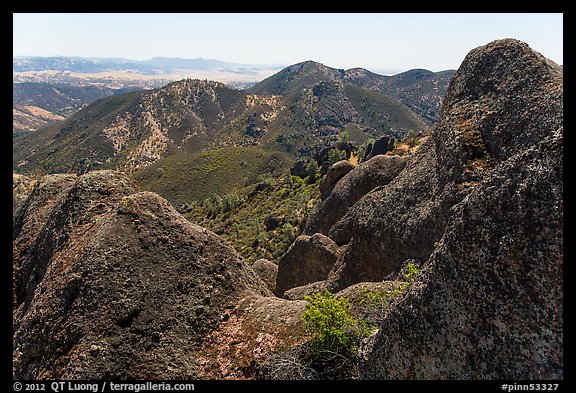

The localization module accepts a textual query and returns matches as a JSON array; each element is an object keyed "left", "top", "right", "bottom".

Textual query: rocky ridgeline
[
  {"left": 13, "top": 39, "right": 563, "bottom": 380},
  {"left": 276, "top": 39, "right": 563, "bottom": 379},
  {"left": 12, "top": 170, "right": 274, "bottom": 379}
]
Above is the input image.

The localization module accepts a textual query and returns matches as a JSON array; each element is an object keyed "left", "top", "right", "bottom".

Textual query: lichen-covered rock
[
  {"left": 13, "top": 170, "right": 270, "bottom": 379},
  {"left": 13, "top": 173, "right": 78, "bottom": 309},
  {"left": 252, "top": 259, "right": 278, "bottom": 294},
  {"left": 359, "top": 127, "right": 563, "bottom": 379},
  {"left": 319, "top": 160, "right": 354, "bottom": 197},
  {"left": 324, "top": 38, "right": 563, "bottom": 292},
  {"left": 275, "top": 233, "right": 341, "bottom": 297},
  {"left": 197, "top": 294, "right": 308, "bottom": 379},
  {"left": 358, "top": 39, "right": 563, "bottom": 379},
  {"left": 282, "top": 281, "right": 326, "bottom": 301},
  {"left": 304, "top": 155, "right": 406, "bottom": 236},
  {"left": 434, "top": 38, "right": 563, "bottom": 189},
  {"left": 335, "top": 281, "right": 404, "bottom": 328}
]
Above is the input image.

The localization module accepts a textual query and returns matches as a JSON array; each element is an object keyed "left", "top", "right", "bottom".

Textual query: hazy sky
[{"left": 13, "top": 13, "right": 563, "bottom": 73}]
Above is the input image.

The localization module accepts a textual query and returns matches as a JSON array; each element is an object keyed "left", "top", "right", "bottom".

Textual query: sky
[{"left": 13, "top": 13, "right": 563, "bottom": 73}]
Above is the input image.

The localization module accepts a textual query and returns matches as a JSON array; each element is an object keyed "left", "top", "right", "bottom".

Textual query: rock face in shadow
[
  {"left": 13, "top": 170, "right": 269, "bottom": 379},
  {"left": 364, "top": 135, "right": 395, "bottom": 160},
  {"left": 325, "top": 133, "right": 454, "bottom": 292},
  {"left": 357, "top": 39, "right": 563, "bottom": 379},
  {"left": 320, "top": 38, "right": 563, "bottom": 293},
  {"left": 275, "top": 233, "right": 341, "bottom": 297},
  {"left": 304, "top": 155, "right": 406, "bottom": 236},
  {"left": 252, "top": 259, "right": 278, "bottom": 294}
]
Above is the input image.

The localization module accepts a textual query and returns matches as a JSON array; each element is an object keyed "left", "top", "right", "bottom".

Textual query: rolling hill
[
  {"left": 13, "top": 106, "right": 65, "bottom": 136},
  {"left": 13, "top": 61, "right": 439, "bottom": 176},
  {"left": 13, "top": 82, "right": 130, "bottom": 116}
]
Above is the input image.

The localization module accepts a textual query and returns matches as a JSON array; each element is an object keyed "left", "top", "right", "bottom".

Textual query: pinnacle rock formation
[
  {"left": 13, "top": 170, "right": 270, "bottom": 379},
  {"left": 357, "top": 38, "right": 563, "bottom": 379}
]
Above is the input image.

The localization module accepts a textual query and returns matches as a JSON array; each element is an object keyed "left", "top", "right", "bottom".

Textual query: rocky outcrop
[
  {"left": 275, "top": 233, "right": 341, "bottom": 297},
  {"left": 283, "top": 281, "right": 326, "bottom": 301},
  {"left": 304, "top": 155, "right": 406, "bottom": 236},
  {"left": 13, "top": 170, "right": 269, "bottom": 379},
  {"left": 364, "top": 135, "right": 395, "bottom": 160},
  {"left": 325, "top": 135, "right": 451, "bottom": 291},
  {"left": 357, "top": 39, "right": 563, "bottom": 379},
  {"left": 319, "top": 38, "right": 562, "bottom": 293},
  {"left": 264, "top": 214, "right": 283, "bottom": 231},
  {"left": 290, "top": 160, "right": 309, "bottom": 178},
  {"left": 197, "top": 294, "right": 308, "bottom": 379},
  {"left": 359, "top": 127, "right": 563, "bottom": 379},
  {"left": 319, "top": 160, "right": 354, "bottom": 197},
  {"left": 252, "top": 259, "right": 278, "bottom": 294}
]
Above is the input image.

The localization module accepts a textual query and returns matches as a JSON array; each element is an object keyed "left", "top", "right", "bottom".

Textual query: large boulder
[
  {"left": 197, "top": 294, "right": 308, "bottom": 379},
  {"left": 326, "top": 137, "right": 451, "bottom": 291},
  {"left": 364, "top": 135, "right": 395, "bottom": 160},
  {"left": 252, "top": 259, "right": 278, "bottom": 294},
  {"left": 359, "top": 127, "right": 563, "bottom": 379},
  {"left": 358, "top": 39, "right": 563, "bottom": 379},
  {"left": 275, "top": 233, "right": 341, "bottom": 297},
  {"left": 304, "top": 155, "right": 406, "bottom": 236},
  {"left": 13, "top": 170, "right": 270, "bottom": 379},
  {"left": 323, "top": 38, "right": 563, "bottom": 292},
  {"left": 319, "top": 159, "right": 354, "bottom": 197}
]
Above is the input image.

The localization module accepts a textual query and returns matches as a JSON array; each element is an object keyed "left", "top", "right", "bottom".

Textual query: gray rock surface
[
  {"left": 304, "top": 155, "right": 406, "bottom": 236},
  {"left": 282, "top": 281, "right": 326, "bottom": 301},
  {"left": 275, "top": 233, "right": 341, "bottom": 297},
  {"left": 326, "top": 136, "right": 453, "bottom": 292},
  {"left": 252, "top": 259, "right": 279, "bottom": 294},
  {"left": 319, "top": 159, "right": 354, "bottom": 197},
  {"left": 359, "top": 127, "right": 563, "bottom": 379},
  {"left": 364, "top": 135, "right": 395, "bottom": 160},
  {"left": 13, "top": 170, "right": 270, "bottom": 379},
  {"left": 358, "top": 38, "right": 563, "bottom": 379}
]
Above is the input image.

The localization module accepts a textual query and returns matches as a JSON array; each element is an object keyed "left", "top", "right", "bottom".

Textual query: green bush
[
  {"left": 389, "top": 262, "right": 419, "bottom": 299},
  {"left": 302, "top": 290, "right": 372, "bottom": 358},
  {"left": 359, "top": 262, "right": 420, "bottom": 316}
]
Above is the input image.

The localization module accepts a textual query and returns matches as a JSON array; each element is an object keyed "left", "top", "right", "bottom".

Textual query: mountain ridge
[
  {"left": 14, "top": 61, "right": 434, "bottom": 175},
  {"left": 251, "top": 60, "right": 454, "bottom": 124},
  {"left": 13, "top": 55, "right": 282, "bottom": 75}
]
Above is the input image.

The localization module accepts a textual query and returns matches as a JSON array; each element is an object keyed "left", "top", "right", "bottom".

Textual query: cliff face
[
  {"left": 318, "top": 39, "right": 561, "bottom": 293},
  {"left": 274, "top": 39, "right": 562, "bottom": 379},
  {"left": 13, "top": 170, "right": 270, "bottom": 379},
  {"left": 356, "top": 39, "right": 563, "bottom": 379}
]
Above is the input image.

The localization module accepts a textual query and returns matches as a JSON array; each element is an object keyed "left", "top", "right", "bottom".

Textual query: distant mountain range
[{"left": 13, "top": 56, "right": 283, "bottom": 75}]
